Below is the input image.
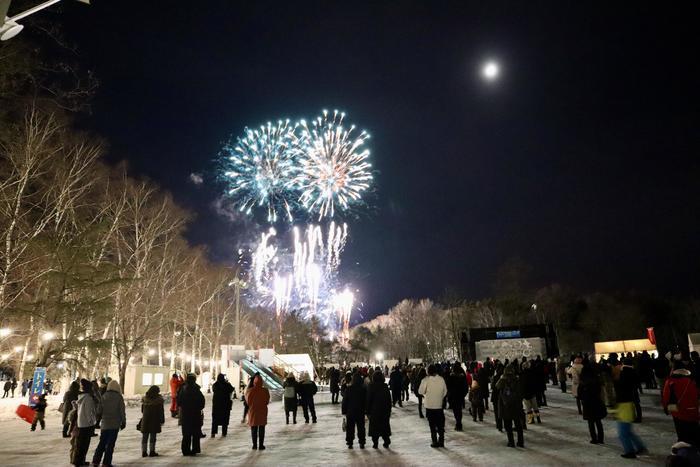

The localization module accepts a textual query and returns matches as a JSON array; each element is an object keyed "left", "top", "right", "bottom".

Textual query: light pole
[{"left": 1, "top": 0, "right": 89, "bottom": 41}]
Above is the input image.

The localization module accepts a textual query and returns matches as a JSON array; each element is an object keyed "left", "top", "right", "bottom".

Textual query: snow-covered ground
[{"left": 0, "top": 386, "right": 675, "bottom": 465}]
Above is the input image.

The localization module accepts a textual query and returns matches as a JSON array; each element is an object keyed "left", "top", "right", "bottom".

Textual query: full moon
[{"left": 481, "top": 60, "right": 500, "bottom": 81}]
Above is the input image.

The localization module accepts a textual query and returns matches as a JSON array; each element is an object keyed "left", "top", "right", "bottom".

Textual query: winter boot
[
  {"left": 527, "top": 412, "right": 534, "bottom": 424},
  {"left": 536, "top": 414, "right": 541, "bottom": 424}
]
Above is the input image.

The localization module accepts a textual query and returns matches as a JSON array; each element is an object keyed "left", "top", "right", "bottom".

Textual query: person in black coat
[
  {"left": 62, "top": 381, "right": 81, "bottom": 438},
  {"left": 578, "top": 361, "right": 607, "bottom": 444},
  {"left": 367, "top": 370, "right": 392, "bottom": 449},
  {"left": 342, "top": 372, "right": 367, "bottom": 449},
  {"left": 389, "top": 366, "right": 403, "bottom": 407},
  {"left": 447, "top": 363, "right": 469, "bottom": 431},
  {"left": 496, "top": 363, "right": 525, "bottom": 448},
  {"left": 177, "top": 374, "right": 205, "bottom": 456},
  {"left": 476, "top": 367, "right": 490, "bottom": 411},
  {"left": 329, "top": 367, "right": 340, "bottom": 404},
  {"left": 211, "top": 373, "right": 234, "bottom": 438},
  {"left": 140, "top": 385, "right": 165, "bottom": 457},
  {"left": 298, "top": 373, "right": 318, "bottom": 423},
  {"left": 283, "top": 374, "right": 298, "bottom": 424}
]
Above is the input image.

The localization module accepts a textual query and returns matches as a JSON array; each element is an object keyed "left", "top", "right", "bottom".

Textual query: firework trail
[
  {"left": 245, "top": 222, "right": 349, "bottom": 324},
  {"left": 222, "top": 120, "right": 305, "bottom": 223},
  {"left": 296, "top": 110, "right": 373, "bottom": 220}
]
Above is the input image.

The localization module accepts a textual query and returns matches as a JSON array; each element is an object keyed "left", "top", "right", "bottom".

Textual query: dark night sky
[{"left": 58, "top": 1, "right": 700, "bottom": 321}]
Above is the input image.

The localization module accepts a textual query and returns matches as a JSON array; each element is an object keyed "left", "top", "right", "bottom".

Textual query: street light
[
  {"left": 375, "top": 351, "right": 384, "bottom": 362},
  {"left": 42, "top": 331, "right": 55, "bottom": 341},
  {"left": 147, "top": 348, "right": 156, "bottom": 356},
  {"left": 1, "top": 0, "right": 90, "bottom": 41},
  {"left": 13, "top": 346, "right": 23, "bottom": 352},
  {"left": 0, "top": 328, "right": 11, "bottom": 337}
]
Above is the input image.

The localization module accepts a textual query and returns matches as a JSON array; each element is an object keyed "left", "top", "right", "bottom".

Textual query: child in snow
[{"left": 31, "top": 394, "right": 47, "bottom": 430}]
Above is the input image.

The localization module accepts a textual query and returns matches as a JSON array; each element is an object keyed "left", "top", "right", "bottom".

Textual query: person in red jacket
[
  {"left": 662, "top": 361, "right": 700, "bottom": 446},
  {"left": 170, "top": 373, "right": 184, "bottom": 418}
]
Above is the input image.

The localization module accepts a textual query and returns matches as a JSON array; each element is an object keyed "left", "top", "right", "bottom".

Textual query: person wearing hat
[{"left": 92, "top": 379, "right": 126, "bottom": 467}]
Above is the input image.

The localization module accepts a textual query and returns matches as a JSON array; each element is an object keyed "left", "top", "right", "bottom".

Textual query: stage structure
[{"left": 461, "top": 324, "right": 559, "bottom": 363}]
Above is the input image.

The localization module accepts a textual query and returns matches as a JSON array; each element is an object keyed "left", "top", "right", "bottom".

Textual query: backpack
[{"left": 284, "top": 385, "right": 296, "bottom": 399}]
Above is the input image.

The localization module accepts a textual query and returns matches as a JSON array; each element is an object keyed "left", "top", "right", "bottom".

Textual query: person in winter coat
[
  {"left": 522, "top": 361, "right": 541, "bottom": 424},
  {"left": 74, "top": 379, "right": 98, "bottom": 466},
  {"left": 30, "top": 393, "right": 47, "bottom": 431},
  {"left": 367, "top": 370, "right": 392, "bottom": 448},
  {"left": 169, "top": 373, "right": 183, "bottom": 418},
  {"left": 210, "top": 373, "right": 234, "bottom": 438},
  {"left": 655, "top": 354, "right": 672, "bottom": 391},
  {"left": 283, "top": 374, "right": 299, "bottom": 424},
  {"left": 491, "top": 363, "right": 505, "bottom": 431},
  {"left": 578, "top": 360, "right": 607, "bottom": 444},
  {"left": 178, "top": 374, "right": 205, "bottom": 456},
  {"left": 2, "top": 379, "right": 10, "bottom": 397},
  {"left": 62, "top": 381, "right": 81, "bottom": 437},
  {"left": 21, "top": 379, "right": 29, "bottom": 397},
  {"left": 92, "top": 380, "right": 126, "bottom": 467},
  {"left": 402, "top": 368, "right": 411, "bottom": 402},
  {"left": 298, "top": 372, "right": 318, "bottom": 423},
  {"left": 10, "top": 378, "right": 17, "bottom": 397},
  {"left": 419, "top": 364, "right": 448, "bottom": 448},
  {"left": 140, "top": 385, "right": 165, "bottom": 457},
  {"left": 67, "top": 400, "right": 80, "bottom": 465},
  {"left": 557, "top": 358, "right": 568, "bottom": 393},
  {"left": 469, "top": 378, "right": 486, "bottom": 422},
  {"left": 329, "top": 367, "right": 340, "bottom": 404},
  {"left": 568, "top": 355, "right": 584, "bottom": 414},
  {"left": 446, "top": 363, "right": 468, "bottom": 431},
  {"left": 246, "top": 375, "right": 270, "bottom": 450},
  {"left": 496, "top": 363, "right": 524, "bottom": 448},
  {"left": 615, "top": 358, "right": 648, "bottom": 459},
  {"left": 663, "top": 361, "right": 700, "bottom": 446},
  {"left": 342, "top": 372, "right": 367, "bottom": 449},
  {"left": 476, "top": 367, "right": 490, "bottom": 411},
  {"left": 414, "top": 367, "right": 427, "bottom": 419},
  {"left": 340, "top": 372, "right": 352, "bottom": 399},
  {"left": 389, "top": 366, "right": 403, "bottom": 407}
]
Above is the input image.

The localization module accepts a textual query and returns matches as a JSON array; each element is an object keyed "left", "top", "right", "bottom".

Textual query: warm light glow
[
  {"left": 0, "top": 354, "right": 9, "bottom": 360},
  {"left": 482, "top": 60, "right": 500, "bottom": 81},
  {"left": 0, "top": 328, "right": 11, "bottom": 337},
  {"left": 57, "top": 363, "right": 64, "bottom": 369},
  {"left": 13, "top": 346, "right": 23, "bottom": 352},
  {"left": 165, "top": 352, "right": 172, "bottom": 358},
  {"left": 25, "top": 354, "right": 34, "bottom": 360},
  {"left": 375, "top": 351, "right": 384, "bottom": 362},
  {"left": 147, "top": 348, "right": 156, "bottom": 356},
  {"left": 42, "top": 331, "right": 55, "bottom": 341},
  {"left": 78, "top": 336, "right": 84, "bottom": 342}
]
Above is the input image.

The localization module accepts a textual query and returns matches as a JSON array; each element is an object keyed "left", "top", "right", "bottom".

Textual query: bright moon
[{"left": 482, "top": 61, "right": 500, "bottom": 81}]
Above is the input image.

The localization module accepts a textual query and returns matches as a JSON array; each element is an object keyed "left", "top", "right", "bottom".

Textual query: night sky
[{"left": 58, "top": 1, "right": 700, "bottom": 321}]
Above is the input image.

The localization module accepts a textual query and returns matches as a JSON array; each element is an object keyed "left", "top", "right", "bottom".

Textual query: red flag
[{"left": 646, "top": 327, "right": 656, "bottom": 346}]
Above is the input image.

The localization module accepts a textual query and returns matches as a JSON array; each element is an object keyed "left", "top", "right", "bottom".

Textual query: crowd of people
[{"left": 3, "top": 348, "right": 698, "bottom": 466}]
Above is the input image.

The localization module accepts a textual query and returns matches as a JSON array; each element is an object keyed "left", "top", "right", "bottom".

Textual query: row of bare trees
[{"left": 0, "top": 107, "right": 260, "bottom": 388}]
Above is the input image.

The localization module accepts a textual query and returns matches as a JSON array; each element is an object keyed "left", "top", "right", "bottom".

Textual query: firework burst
[
  {"left": 222, "top": 120, "right": 304, "bottom": 223},
  {"left": 296, "top": 110, "right": 373, "bottom": 220}
]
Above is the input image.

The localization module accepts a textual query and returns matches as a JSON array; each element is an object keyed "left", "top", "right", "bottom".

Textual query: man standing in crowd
[{"left": 419, "top": 364, "right": 448, "bottom": 448}]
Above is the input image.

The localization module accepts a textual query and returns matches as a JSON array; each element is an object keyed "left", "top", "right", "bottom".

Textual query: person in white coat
[
  {"left": 74, "top": 378, "right": 98, "bottom": 466},
  {"left": 567, "top": 356, "right": 584, "bottom": 415},
  {"left": 419, "top": 364, "right": 448, "bottom": 448}
]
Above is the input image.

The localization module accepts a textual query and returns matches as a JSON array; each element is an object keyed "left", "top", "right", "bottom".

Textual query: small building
[{"left": 118, "top": 364, "right": 170, "bottom": 397}]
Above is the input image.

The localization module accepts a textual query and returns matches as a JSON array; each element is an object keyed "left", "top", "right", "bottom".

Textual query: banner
[
  {"left": 28, "top": 367, "right": 46, "bottom": 407},
  {"left": 646, "top": 327, "right": 656, "bottom": 346}
]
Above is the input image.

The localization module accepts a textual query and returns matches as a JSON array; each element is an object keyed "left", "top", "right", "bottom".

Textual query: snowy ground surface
[{"left": 0, "top": 386, "right": 675, "bottom": 466}]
